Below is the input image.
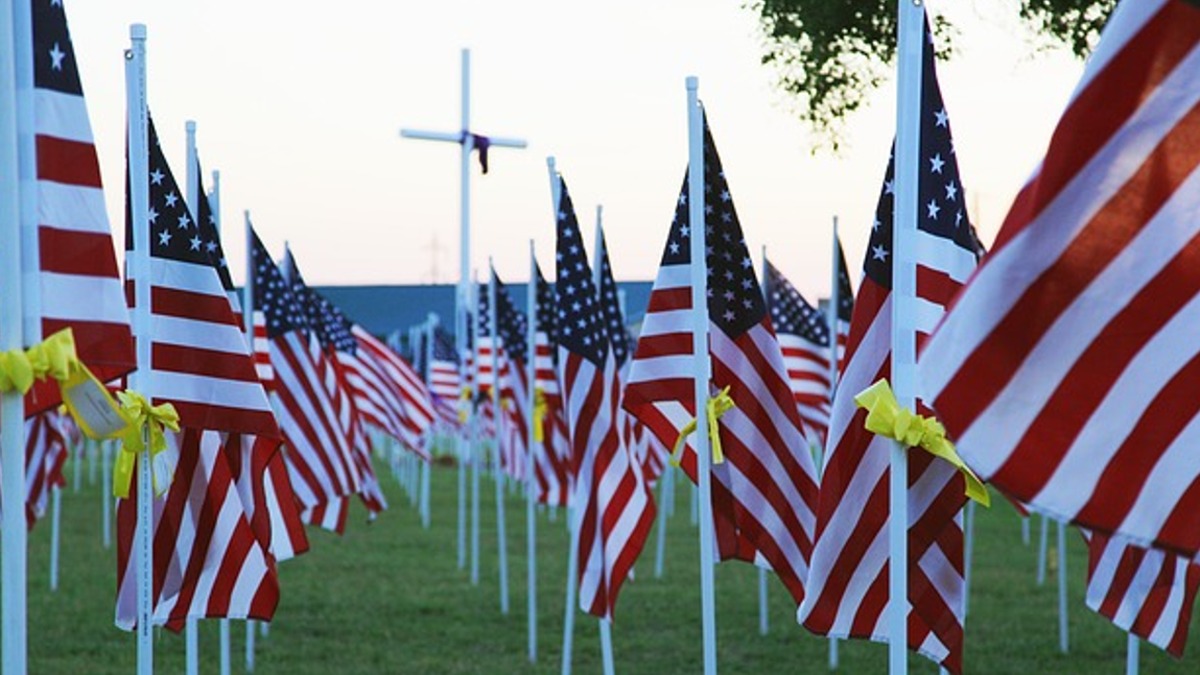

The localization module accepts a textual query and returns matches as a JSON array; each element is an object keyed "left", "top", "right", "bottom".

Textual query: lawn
[{"left": 19, "top": 453, "right": 1200, "bottom": 673}]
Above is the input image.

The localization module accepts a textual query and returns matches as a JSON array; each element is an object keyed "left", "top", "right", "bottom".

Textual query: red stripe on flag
[
  {"left": 38, "top": 227, "right": 122, "bottom": 277},
  {"left": 35, "top": 134, "right": 102, "bottom": 187}
]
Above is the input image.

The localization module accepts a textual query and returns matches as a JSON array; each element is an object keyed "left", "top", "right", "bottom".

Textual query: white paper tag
[{"left": 63, "top": 378, "right": 128, "bottom": 438}]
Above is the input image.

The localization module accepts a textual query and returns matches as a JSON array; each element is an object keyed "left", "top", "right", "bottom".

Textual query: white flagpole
[
  {"left": 421, "top": 314, "right": 436, "bottom": 530},
  {"left": 1022, "top": 514, "right": 1031, "bottom": 545},
  {"left": 758, "top": 569, "right": 769, "bottom": 636},
  {"left": 526, "top": 241, "right": 539, "bottom": 663},
  {"left": 126, "top": 23, "right": 156, "bottom": 675},
  {"left": 1057, "top": 519, "right": 1069, "bottom": 654},
  {"left": 591, "top": 207, "right": 620, "bottom": 674},
  {"left": 241, "top": 224, "right": 259, "bottom": 675},
  {"left": 546, "top": 157, "right": 580, "bottom": 675},
  {"left": 0, "top": 0, "right": 30, "bottom": 667},
  {"left": 49, "top": 486, "right": 61, "bottom": 590},
  {"left": 470, "top": 275, "right": 482, "bottom": 587},
  {"left": 599, "top": 618, "right": 615, "bottom": 675},
  {"left": 686, "top": 75, "right": 719, "bottom": 675},
  {"left": 756, "top": 245, "right": 770, "bottom": 636},
  {"left": 963, "top": 500, "right": 976, "bottom": 621},
  {"left": 102, "top": 441, "right": 112, "bottom": 548},
  {"left": 891, "top": 0, "right": 925, "bottom": 671},
  {"left": 183, "top": 119, "right": 201, "bottom": 675},
  {"left": 1038, "top": 514, "right": 1049, "bottom": 585},
  {"left": 823, "top": 216, "right": 839, "bottom": 474},
  {"left": 653, "top": 469, "right": 669, "bottom": 578},
  {"left": 488, "top": 262, "right": 510, "bottom": 615},
  {"left": 245, "top": 621, "right": 256, "bottom": 672},
  {"left": 1126, "top": 635, "right": 1139, "bottom": 675}
]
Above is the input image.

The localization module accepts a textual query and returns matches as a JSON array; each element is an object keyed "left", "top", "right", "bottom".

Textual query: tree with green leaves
[{"left": 750, "top": 0, "right": 1117, "bottom": 147}]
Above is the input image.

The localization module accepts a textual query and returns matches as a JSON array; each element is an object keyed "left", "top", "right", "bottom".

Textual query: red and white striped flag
[
  {"left": 117, "top": 119, "right": 282, "bottom": 629},
  {"left": 623, "top": 118, "right": 819, "bottom": 605},
  {"left": 250, "top": 229, "right": 361, "bottom": 533},
  {"left": 26, "top": 0, "right": 135, "bottom": 412},
  {"left": 798, "top": 19, "right": 982, "bottom": 672},
  {"left": 763, "top": 259, "right": 834, "bottom": 445},
  {"left": 919, "top": 0, "right": 1200, "bottom": 563},
  {"left": 1084, "top": 530, "right": 1200, "bottom": 656},
  {"left": 282, "top": 251, "right": 383, "bottom": 521},
  {"left": 556, "top": 176, "right": 655, "bottom": 619},
  {"left": 428, "top": 327, "right": 462, "bottom": 429}
]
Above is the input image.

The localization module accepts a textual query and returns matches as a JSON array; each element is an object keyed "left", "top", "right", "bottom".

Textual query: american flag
[
  {"left": 595, "top": 226, "right": 666, "bottom": 485},
  {"left": 492, "top": 271, "right": 531, "bottom": 483},
  {"left": 763, "top": 259, "right": 833, "bottom": 446},
  {"left": 831, "top": 238, "right": 853, "bottom": 373},
  {"left": 429, "top": 326, "right": 461, "bottom": 428},
  {"left": 623, "top": 116, "right": 819, "bottom": 604},
  {"left": 250, "top": 228, "right": 361, "bottom": 533},
  {"left": 532, "top": 263, "right": 570, "bottom": 507},
  {"left": 292, "top": 280, "right": 391, "bottom": 515},
  {"left": 27, "top": 0, "right": 135, "bottom": 412},
  {"left": 556, "top": 176, "right": 655, "bottom": 619},
  {"left": 0, "top": 411, "right": 70, "bottom": 530},
  {"left": 919, "top": 0, "right": 1200, "bottom": 565},
  {"left": 798, "top": 21, "right": 981, "bottom": 673},
  {"left": 117, "top": 118, "right": 281, "bottom": 630},
  {"left": 1084, "top": 530, "right": 1200, "bottom": 656}
]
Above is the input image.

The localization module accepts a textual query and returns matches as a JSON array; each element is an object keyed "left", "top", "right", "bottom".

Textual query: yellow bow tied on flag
[
  {"left": 0, "top": 327, "right": 77, "bottom": 394},
  {"left": 854, "top": 379, "right": 989, "bottom": 507},
  {"left": 671, "top": 386, "right": 736, "bottom": 467},
  {"left": 533, "top": 388, "right": 547, "bottom": 443},
  {"left": 112, "top": 390, "right": 180, "bottom": 499},
  {"left": 0, "top": 328, "right": 128, "bottom": 440}
]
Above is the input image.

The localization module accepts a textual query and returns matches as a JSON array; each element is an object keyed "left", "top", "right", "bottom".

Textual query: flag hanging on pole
[
  {"left": 798, "top": 17, "right": 982, "bottom": 672},
  {"left": 556, "top": 176, "right": 655, "bottom": 619},
  {"left": 532, "top": 262, "right": 570, "bottom": 507},
  {"left": 622, "top": 116, "right": 819, "bottom": 605},
  {"left": 429, "top": 326, "right": 462, "bottom": 428},
  {"left": 116, "top": 116, "right": 281, "bottom": 630},
  {"left": 26, "top": 0, "right": 135, "bottom": 412},
  {"left": 249, "top": 229, "right": 361, "bottom": 533},
  {"left": 918, "top": 0, "right": 1200, "bottom": 564},
  {"left": 763, "top": 259, "right": 835, "bottom": 446},
  {"left": 493, "top": 271, "right": 531, "bottom": 484}
]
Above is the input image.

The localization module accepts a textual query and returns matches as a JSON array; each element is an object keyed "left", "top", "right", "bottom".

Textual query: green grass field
[{"left": 18, "top": 455, "right": 1200, "bottom": 673}]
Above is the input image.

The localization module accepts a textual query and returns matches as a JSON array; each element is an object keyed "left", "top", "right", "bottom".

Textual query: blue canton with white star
[
  {"left": 493, "top": 272, "right": 528, "bottom": 363},
  {"left": 663, "top": 115, "right": 765, "bottom": 336},
  {"left": 555, "top": 177, "right": 608, "bottom": 366},
  {"left": 834, "top": 238, "right": 854, "bottom": 321},
  {"left": 596, "top": 229, "right": 631, "bottom": 366},
  {"left": 765, "top": 260, "right": 829, "bottom": 346},
  {"left": 125, "top": 117, "right": 229, "bottom": 280},
  {"left": 250, "top": 229, "right": 308, "bottom": 339},
  {"left": 33, "top": 0, "right": 82, "bottom": 96},
  {"left": 863, "top": 22, "right": 982, "bottom": 290},
  {"left": 286, "top": 255, "right": 356, "bottom": 354},
  {"left": 433, "top": 326, "right": 459, "bottom": 365}
]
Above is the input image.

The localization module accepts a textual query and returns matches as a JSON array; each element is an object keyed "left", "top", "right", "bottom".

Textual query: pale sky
[{"left": 64, "top": 0, "right": 1085, "bottom": 303}]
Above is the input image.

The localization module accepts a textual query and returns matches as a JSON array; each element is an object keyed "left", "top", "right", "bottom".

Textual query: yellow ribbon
[
  {"left": 0, "top": 328, "right": 128, "bottom": 440},
  {"left": 458, "top": 386, "right": 472, "bottom": 424},
  {"left": 533, "top": 388, "right": 547, "bottom": 443},
  {"left": 671, "top": 386, "right": 736, "bottom": 466},
  {"left": 112, "top": 390, "right": 180, "bottom": 499},
  {"left": 0, "top": 328, "right": 77, "bottom": 394},
  {"left": 854, "top": 379, "right": 990, "bottom": 507}
]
